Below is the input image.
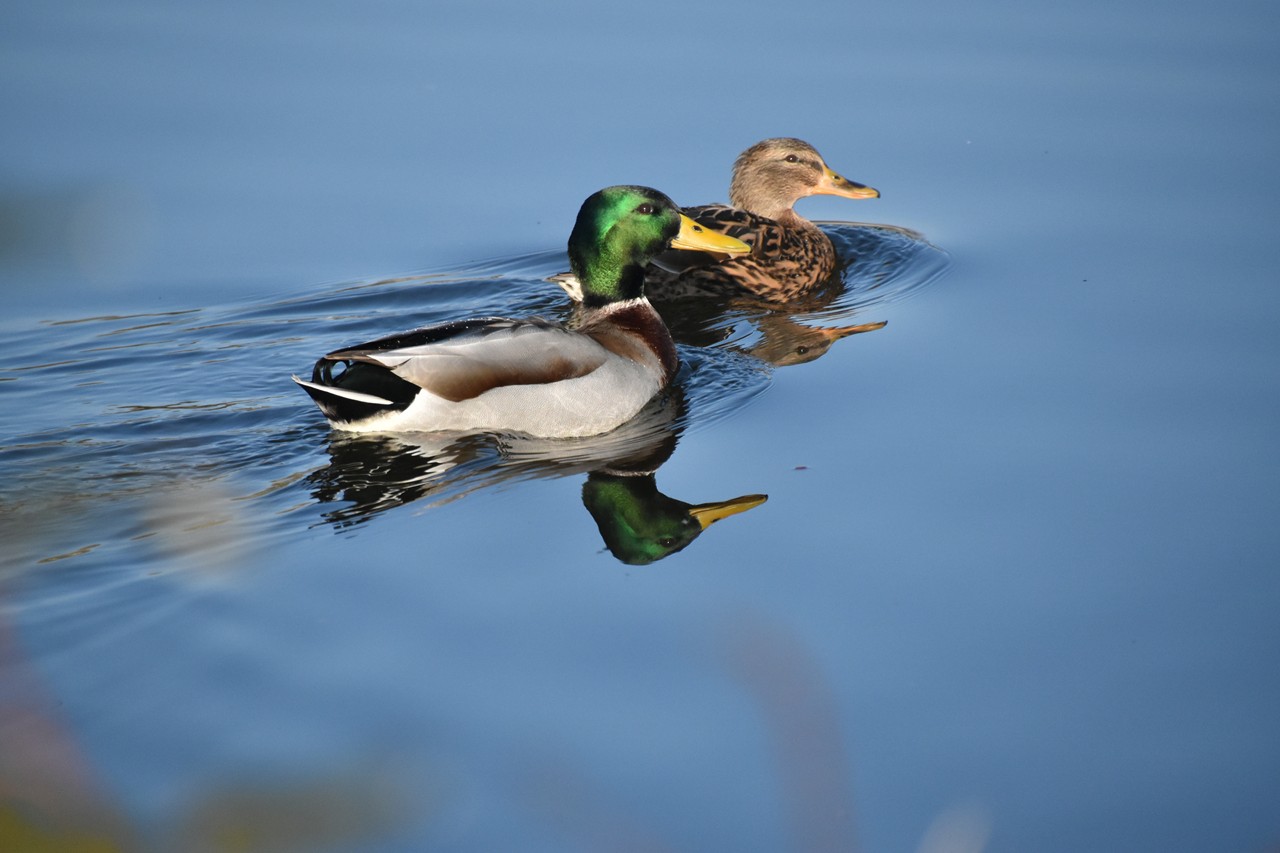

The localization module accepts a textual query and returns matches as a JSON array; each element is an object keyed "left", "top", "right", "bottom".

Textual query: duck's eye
[
  {"left": 635, "top": 203, "right": 655, "bottom": 215},
  {"left": 796, "top": 346, "right": 810, "bottom": 355},
  {"left": 784, "top": 154, "right": 799, "bottom": 163}
]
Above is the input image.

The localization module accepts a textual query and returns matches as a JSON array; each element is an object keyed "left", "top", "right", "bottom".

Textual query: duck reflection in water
[
  {"left": 739, "top": 312, "right": 885, "bottom": 367},
  {"left": 303, "top": 388, "right": 765, "bottom": 564},
  {"left": 581, "top": 472, "right": 764, "bottom": 565},
  {"left": 560, "top": 263, "right": 886, "bottom": 371},
  {"left": 650, "top": 221, "right": 937, "bottom": 366}
]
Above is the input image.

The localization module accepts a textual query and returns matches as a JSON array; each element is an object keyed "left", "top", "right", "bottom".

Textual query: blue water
[{"left": 3, "top": 1, "right": 1279, "bottom": 851}]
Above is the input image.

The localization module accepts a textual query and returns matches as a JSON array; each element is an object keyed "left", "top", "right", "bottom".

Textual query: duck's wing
[
  {"left": 297, "top": 316, "right": 612, "bottom": 417},
  {"left": 649, "top": 205, "right": 779, "bottom": 274},
  {"left": 684, "top": 204, "right": 777, "bottom": 244}
]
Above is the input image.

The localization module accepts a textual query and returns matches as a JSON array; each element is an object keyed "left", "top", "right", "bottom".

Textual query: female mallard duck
[
  {"left": 558, "top": 138, "right": 878, "bottom": 302},
  {"left": 292, "top": 185, "right": 750, "bottom": 437}
]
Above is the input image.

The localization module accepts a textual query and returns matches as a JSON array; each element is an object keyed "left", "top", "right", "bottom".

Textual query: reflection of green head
[
  {"left": 582, "top": 472, "right": 767, "bottom": 565},
  {"left": 568, "top": 186, "right": 683, "bottom": 308}
]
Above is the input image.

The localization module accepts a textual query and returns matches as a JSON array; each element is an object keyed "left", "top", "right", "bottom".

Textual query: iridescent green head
[
  {"left": 568, "top": 185, "right": 750, "bottom": 309},
  {"left": 582, "top": 472, "right": 767, "bottom": 565}
]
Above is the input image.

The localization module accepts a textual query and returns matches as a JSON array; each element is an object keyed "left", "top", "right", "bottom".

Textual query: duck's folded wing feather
[
  {"left": 686, "top": 205, "right": 774, "bottom": 244},
  {"left": 326, "top": 317, "right": 611, "bottom": 403}
]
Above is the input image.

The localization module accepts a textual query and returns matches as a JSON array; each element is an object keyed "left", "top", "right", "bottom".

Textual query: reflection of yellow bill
[
  {"left": 688, "top": 494, "right": 769, "bottom": 529},
  {"left": 819, "top": 321, "right": 888, "bottom": 340}
]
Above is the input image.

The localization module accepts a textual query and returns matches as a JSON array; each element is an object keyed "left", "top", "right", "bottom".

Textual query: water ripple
[{"left": 0, "top": 224, "right": 944, "bottom": 569}]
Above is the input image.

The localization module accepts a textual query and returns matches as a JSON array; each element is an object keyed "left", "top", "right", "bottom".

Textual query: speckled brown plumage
[{"left": 645, "top": 138, "right": 879, "bottom": 302}]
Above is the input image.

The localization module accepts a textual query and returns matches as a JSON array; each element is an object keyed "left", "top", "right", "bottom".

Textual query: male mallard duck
[
  {"left": 557, "top": 138, "right": 878, "bottom": 302},
  {"left": 292, "top": 186, "right": 750, "bottom": 437}
]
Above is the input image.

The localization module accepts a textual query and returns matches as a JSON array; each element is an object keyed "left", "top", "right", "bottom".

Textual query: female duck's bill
[{"left": 292, "top": 186, "right": 750, "bottom": 438}]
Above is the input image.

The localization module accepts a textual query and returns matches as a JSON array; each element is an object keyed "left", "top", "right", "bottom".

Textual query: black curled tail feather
[{"left": 301, "top": 357, "right": 419, "bottom": 424}]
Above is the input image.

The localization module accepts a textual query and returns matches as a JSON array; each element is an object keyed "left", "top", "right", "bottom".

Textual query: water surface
[{"left": 2, "top": 1, "right": 1278, "bottom": 851}]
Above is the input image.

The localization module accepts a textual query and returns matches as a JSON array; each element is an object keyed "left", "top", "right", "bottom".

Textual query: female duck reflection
[{"left": 304, "top": 386, "right": 765, "bottom": 565}]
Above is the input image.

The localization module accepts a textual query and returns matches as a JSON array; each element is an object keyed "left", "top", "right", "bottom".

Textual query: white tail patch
[
  {"left": 290, "top": 375, "right": 394, "bottom": 405},
  {"left": 548, "top": 272, "right": 583, "bottom": 301}
]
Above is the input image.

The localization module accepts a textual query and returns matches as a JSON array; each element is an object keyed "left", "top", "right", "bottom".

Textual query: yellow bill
[
  {"left": 687, "top": 493, "right": 769, "bottom": 530},
  {"left": 815, "top": 165, "right": 880, "bottom": 199},
  {"left": 671, "top": 214, "right": 752, "bottom": 255}
]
